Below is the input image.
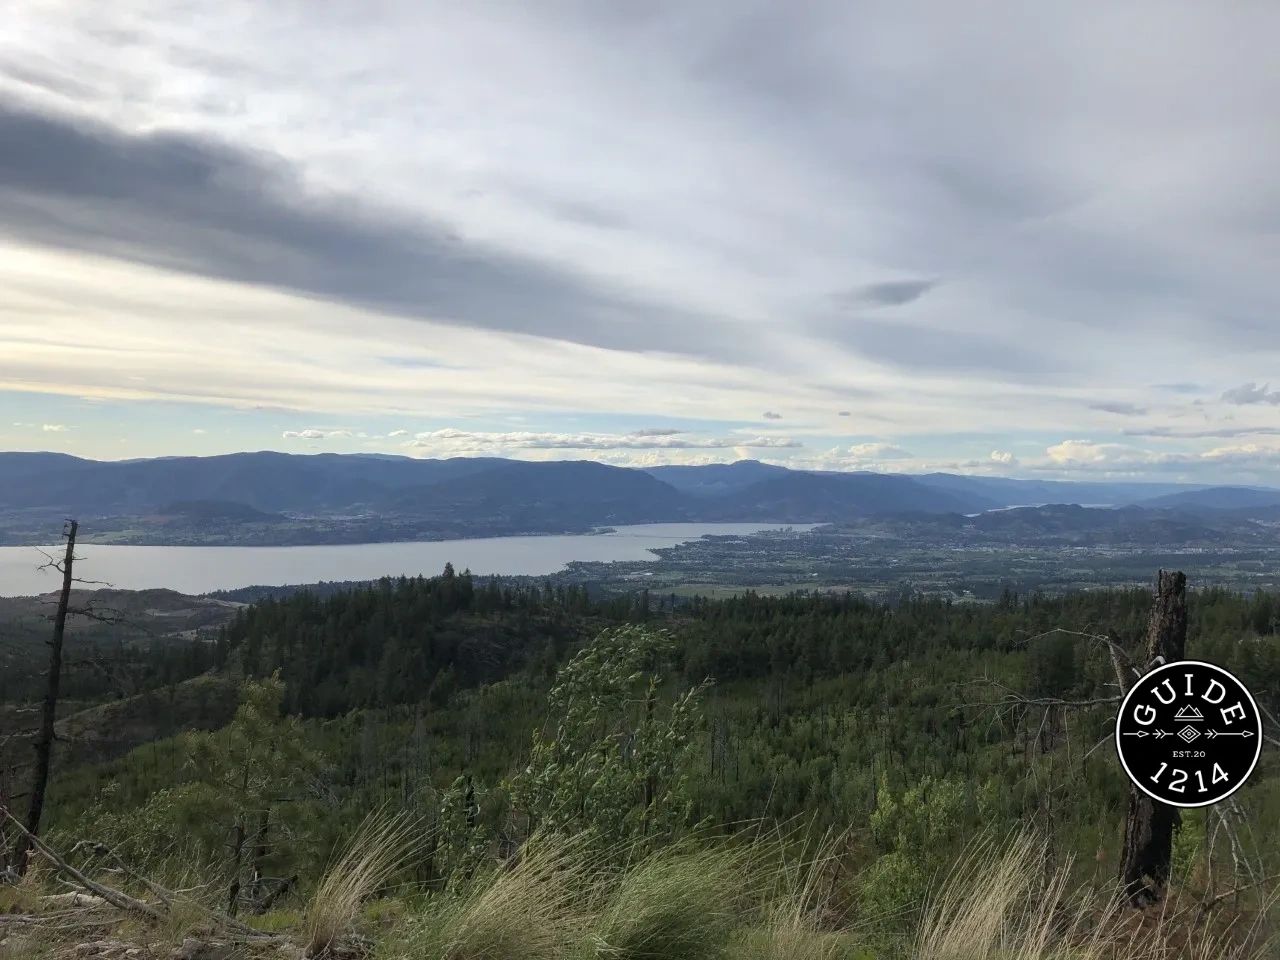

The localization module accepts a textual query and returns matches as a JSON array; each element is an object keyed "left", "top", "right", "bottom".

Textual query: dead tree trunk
[
  {"left": 12, "top": 520, "right": 77, "bottom": 876},
  {"left": 1118, "top": 569, "right": 1186, "bottom": 907},
  {"left": 249, "top": 810, "right": 271, "bottom": 912},
  {"left": 0, "top": 781, "right": 12, "bottom": 880},
  {"left": 227, "top": 762, "right": 252, "bottom": 917}
]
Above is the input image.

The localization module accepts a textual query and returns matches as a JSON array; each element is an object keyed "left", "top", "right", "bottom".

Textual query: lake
[{"left": 0, "top": 523, "right": 818, "bottom": 597}]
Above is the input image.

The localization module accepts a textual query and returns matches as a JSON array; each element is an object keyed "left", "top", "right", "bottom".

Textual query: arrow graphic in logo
[{"left": 1123, "top": 728, "right": 1253, "bottom": 740}]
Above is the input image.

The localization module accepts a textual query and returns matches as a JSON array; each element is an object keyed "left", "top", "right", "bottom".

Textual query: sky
[{"left": 1, "top": 1, "right": 1278, "bottom": 482}]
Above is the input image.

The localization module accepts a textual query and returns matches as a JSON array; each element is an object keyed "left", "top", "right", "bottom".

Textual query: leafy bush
[
  {"left": 860, "top": 776, "right": 969, "bottom": 930},
  {"left": 510, "top": 625, "right": 709, "bottom": 850}
]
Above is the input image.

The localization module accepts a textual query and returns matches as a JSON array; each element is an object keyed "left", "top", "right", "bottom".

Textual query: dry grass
[
  {"left": 914, "top": 833, "right": 1110, "bottom": 960},
  {"left": 387, "top": 830, "right": 1279, "bottom": 960},
  {"left": 406, "top": 835, "right": 593, "bottom": 960},
  {"left": 732, "top": 828, "right": 852, "bottom": 960},
  {"left": 301, "top": 809, "right": 421, "bottom": 957},
  {"left": 914, "top": 831, "right": 1277, "bottom": 960},
  {"left": 586, "top": 841, "right": 749, "bottom": 960},
  {"left": 5, "top": 826, "right": 1276, "bottom": 960}
]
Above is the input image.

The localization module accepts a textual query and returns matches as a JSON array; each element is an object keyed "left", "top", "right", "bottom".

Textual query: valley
[{"left": 3, "top": 453, "right": 1279, "bottom": 959}]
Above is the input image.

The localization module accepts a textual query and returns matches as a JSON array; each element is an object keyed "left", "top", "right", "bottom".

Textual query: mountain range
[{"left": 1, "top": 450, "right": 1277, "bottom": 545}]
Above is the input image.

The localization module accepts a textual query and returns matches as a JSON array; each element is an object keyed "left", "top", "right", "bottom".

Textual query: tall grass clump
[
  {"left": 303, "top": 809, "right": 420, "bottom": 957},
  {"left": 404, "top": 834, "right": 593, "bottom": 960},
  {"left": 916, "top": 830, "right": 1279, "bottom": 960},
  {"left": 584, "top": 841, "right": 749, "bottom": 960},
  {"left": 735, "top": 828, "right": 853, "bottom": 960},
  {"left": 915, "top": 831, "right": 1122, "bottom": 960}
]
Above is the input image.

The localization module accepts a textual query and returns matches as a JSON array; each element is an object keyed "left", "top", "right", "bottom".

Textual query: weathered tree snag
[
  {"left": 12, "top": 520, "right": 77, "bottom": 876},
  {"left": 1118, "top": 570, "right": 1187, "bottom": 907},
  {"left": 1142, "top": 570, "right": 1188, "bottom": 669},
  {"left": 249, "top": 810, "right": 271, "bottom": 911},
  {"left": 227, "top": 815, "right": 247, "bottom": 917}
]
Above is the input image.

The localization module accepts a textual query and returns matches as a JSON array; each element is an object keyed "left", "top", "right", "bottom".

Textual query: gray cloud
[
  {"left": 542, "top": 197, "right": 628, "bottom": 230},
  {"left": 378, "top": 356, "right": 459, "bottom": 370},
  {"left": 1090, "top": 401, "right": 1148, "bottom": 416},
  {"left": 0, "top": 101, "right": 739, "bottom": 358},
  {"left": 4, "top": 0, "right": 1280, "bottom": 471},
  {"left": 831, "top": 320, "right": 1059, "bottom": 375},
  {"left": 762, "top": 411, "right": 782, "bottom": 420},
  {"left": 0, "top": 59, "right": 99, "bottom": 100},
  {"left": 1123, "top": 424, "right": 1280, "bottom": 439},
  {"left": 1222, "top": 382, "right": 1280, "bottom": 405},
  {"left": 840, "top": 279, "right": 937, "bottom": 307}
]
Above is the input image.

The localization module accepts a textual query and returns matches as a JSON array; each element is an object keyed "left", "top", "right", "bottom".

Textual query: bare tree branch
[
  {"left": 961, "top": 676, "right": 1123, "bottom": 709},
  {"left": 0, "top": 803, "right": 163, "bottom": 921},
  {"left": 1200, "top": 873, "right": 1280, "bottom": 913},
  {"left": 65, "top": 605, "right": 124, "bottom": 625}
]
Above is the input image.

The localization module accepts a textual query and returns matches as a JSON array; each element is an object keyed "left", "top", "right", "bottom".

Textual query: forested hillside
[
  {"left": 0, "top": 451, "right": 1241, "bottom": 546},
  {"left": 3, "top": 572, "right": 1277, "bottom": 956}
]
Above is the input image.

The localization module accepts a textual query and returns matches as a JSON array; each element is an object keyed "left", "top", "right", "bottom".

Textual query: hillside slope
[
  {"left": 1, "top": 451, "right": 1266, "bottom": 547},
  {"left": 1138, "top": 485, "right": 1280, "bottom": 511}
]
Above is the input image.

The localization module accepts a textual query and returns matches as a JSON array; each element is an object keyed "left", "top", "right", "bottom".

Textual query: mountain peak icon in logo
[{"left": 1174, "top": 704, "right": 1205, "bottom": 722}]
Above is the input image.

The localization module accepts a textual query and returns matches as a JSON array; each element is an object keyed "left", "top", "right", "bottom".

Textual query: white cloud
[
  {"left": 990, "top": 450, "right": 1017, "bottom": 465},
  {"left": 1044, "top": 440, "right": 1154, "bottom": 466},
  {"left": 387, "top": 429, "right": 410, "bottom": 437},
  {"left": 1199, "top": 442, "right": 1280, "bottom": 465},
  {"left": 737, "top": 436, "right": 802, "bottom": 449},
  {"left": 41, "top": 423, "right": 69, "bottom": 432},
  {"left": 1037, "top": 438, "right": 1280, "bottom": 477},
  {"left": 847, "top": 442, "right": 912, "bottom": 460},
  {"left": 404, "top": 428, "right": 801, "bottom": 455},
  {"left": 282, "top": 428, "right": 353, "bottom": 440}
]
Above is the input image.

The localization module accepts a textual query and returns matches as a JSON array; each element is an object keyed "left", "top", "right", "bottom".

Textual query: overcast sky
[{"left": 2, "top": 1, "right": 1278, "bottom": 481}]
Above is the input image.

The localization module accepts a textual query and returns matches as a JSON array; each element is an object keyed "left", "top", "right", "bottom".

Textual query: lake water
[{"left": 0, "top": 523, "right": 817, "bottom": 597}]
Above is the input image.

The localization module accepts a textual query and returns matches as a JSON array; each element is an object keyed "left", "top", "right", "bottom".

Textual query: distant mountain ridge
[
  {"left": 0, "top": 451, "right": 1272, "bottom": 546},
  {"left": 907, "top": 472, "right": 1202, "bottom": 507},
  {"left": 1134, "top": 486, "right": 1280, "bottom": 511},
  {"left": 697, "top": 470, "right": 981, "bottom": 521},
  {"left": 645, "top": 460, "right": 790, "bottom": 497}
]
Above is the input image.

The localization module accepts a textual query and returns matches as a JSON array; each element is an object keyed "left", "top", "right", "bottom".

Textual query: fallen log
[
  {"left": 0, "top": 805, "right": 162, "bottom": 922},
  {"left": 0, "top": 805, "right": 280, "bottom": 943}
]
